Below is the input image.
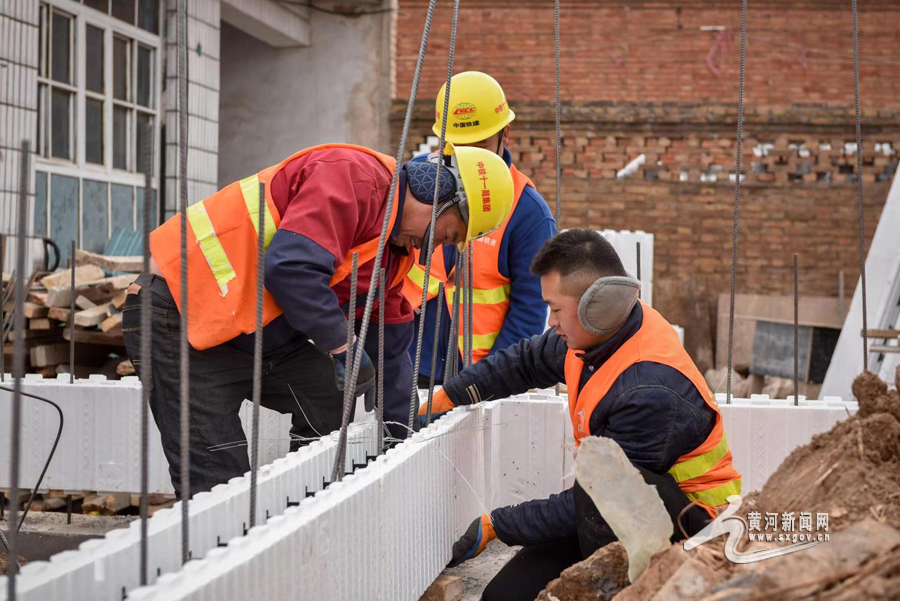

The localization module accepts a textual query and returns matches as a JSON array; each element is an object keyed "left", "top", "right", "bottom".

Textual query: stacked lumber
[{"left": 2, "top": 254, "right": 141, "bottom": 377}]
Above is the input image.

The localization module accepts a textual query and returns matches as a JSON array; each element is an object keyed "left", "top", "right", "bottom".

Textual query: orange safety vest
[
  {"left": 402, "top": 164, "right": 534, "bottom": 362},
  {"left": 150, "top": 143, "right": 414, "bottom": 351},
  {"left": 564, "top": 301, "right": 742, "bottom": 515}
]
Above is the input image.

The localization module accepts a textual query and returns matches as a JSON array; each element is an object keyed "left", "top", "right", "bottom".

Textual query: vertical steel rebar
[
  {"left": 445, "top": 268, "right": 462, "bottom": 381},
  {"left": 249, "top": 182, "right": 266, "bottom": 528},
  {"left": 331, "top": 252, "right": 358, "bottom": 483},
  {"left": 554, "top": 0, "right": 562, "bottom": 228},
  {"left": 377, "top": 268, "right": 385, "bottom": 453},
  {"left": 726, "top": 0, "right": 748, "bottom": 406},
  {"left": 69, "top": 240, "right": 75, "bottom": 383},
  {"left": 1, "top": 233, "right": 5, "bottom": 382},
  {"left": 851, "top": 0, "right": 869, "bottom": 372},
  {"left": 408, "top": 0, "right": 461, "bottom": 433},
  {"left": 177, "top": 0, "right": 191, "bottom": 565},
  {"left": 467, "top": 243, "right": 474, "bottom": 367},
  {"left": 459, "top": 248, "right": 469, "bottom": 369},
  {"left": 793, "top": 254, "right": 800, "bottom": 406},
  {"left": 7, "top": 139, "right": 31, "bottom": 601},
  {"left": 139, "top": 121, "right": 153, "bottom": 585},
  {"left": 839, "top": 269, "right": 845, "bottom": 319},
  {"left": 425, "top": 282, "right": 445, "bottom": 425},
  {"left": 636, "top": 241, "right": 642, "bottom": 299}
]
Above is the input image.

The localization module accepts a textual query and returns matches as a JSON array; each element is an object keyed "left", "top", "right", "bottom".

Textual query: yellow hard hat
[
  {"left": 433, "top": 72, "right": 516, "bottom": 145},
  {"left": 449, "top": 144, "right": 514, "bottom": 247}
]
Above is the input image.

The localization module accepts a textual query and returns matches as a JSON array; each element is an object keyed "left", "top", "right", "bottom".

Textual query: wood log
[
  {"left": 75, "top": 295, "right": 97, "bottom": 310},
  {"left": 39, "top": 265, "right": 105, "bottom": 290},
  {"left": 74, "top": 304, "right": 114, "bottom": 327},
  {"left": 100, "top": 312, "right": 122, "bottom": 333},
  {"left": 74, "top": 249, "right": 143, "bottom": 273},
  {"left": 22, "top": 302, "right": 49, "bottom": 318},
  {"left": 45, "top": 274, "right": 136, "bottom": 307}
]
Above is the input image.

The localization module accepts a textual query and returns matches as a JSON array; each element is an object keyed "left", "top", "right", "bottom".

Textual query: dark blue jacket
[
  {"left": 441, "top": 304, "right": 717, "bottom": 546},
  {"left": 408, "top": 148, "right": 556, "bottom": 381}
]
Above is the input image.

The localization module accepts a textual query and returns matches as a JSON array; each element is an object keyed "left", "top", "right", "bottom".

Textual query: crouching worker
[
  {"left": 122, "top": 143, "right": 513, "bottom": 498},
  {"left": 420, "top": 229, "right": 741, "bottom": 601}
]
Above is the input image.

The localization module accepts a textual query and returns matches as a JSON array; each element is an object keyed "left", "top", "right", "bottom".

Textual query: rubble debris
[
  {"left": 536, "top": 542, "right": 628, "bottom": 601},
  {"left": 0, "top": 554, "right": 28, "bottom": 576}
]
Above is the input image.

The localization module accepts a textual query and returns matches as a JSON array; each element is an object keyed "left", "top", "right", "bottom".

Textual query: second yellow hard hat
[{"left": 433, "top": 72, "right": 516, "bottom": 145}]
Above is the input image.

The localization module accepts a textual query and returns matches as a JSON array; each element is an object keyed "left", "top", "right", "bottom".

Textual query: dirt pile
[{"left": 538, "top": 371, "right": 900, "bottom": 600}]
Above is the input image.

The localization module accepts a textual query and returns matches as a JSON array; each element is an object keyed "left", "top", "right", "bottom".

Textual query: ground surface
[{"left": 442, "top": 540, "right": 520, "bottom": 600}]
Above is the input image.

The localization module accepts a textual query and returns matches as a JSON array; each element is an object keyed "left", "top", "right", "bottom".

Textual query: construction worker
[
  {"left": 421, "top": 229, "right": 741, "bottom": 601},
  {"left": 404, "top": 72, "right": 556, "bottom": 385},
  {"left": 121, "top": 143, "right": 514, "bottom": 497}
]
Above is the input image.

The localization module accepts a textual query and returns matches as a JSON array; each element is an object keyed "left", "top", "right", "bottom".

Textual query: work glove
[
  {"left": 332, "top": 346, "right": 376, "bottom": 409},
  {"left": 449, "top": 514, "right": 495, "bottom": 568},
  {"left": 417, "top": 388, "right": 456, "bottom": 426}
]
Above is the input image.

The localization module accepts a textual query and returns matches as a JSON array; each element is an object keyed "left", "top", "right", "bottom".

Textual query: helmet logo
[
  {"left": 477, "top": 161, "right": 492, "bottom": 213},
  {"left": 494, "top": 100, "right": 508, "bottom": 114},
  {"left": 453, "top": 102, "right": 477, "bottom": 121}
]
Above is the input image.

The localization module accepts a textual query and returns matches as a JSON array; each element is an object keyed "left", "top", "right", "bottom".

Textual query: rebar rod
[
  {"left": 7, "top": 139, "right": 31, "bottom": 601},
  {"left": 851, "top": 0, "right": 869, "bottom": 372},
  {"left": 554, "top": 0, "right": 562, "bottom": 228},
  {"left": 331, "top": 252, "right": 358, "bottom": 482},
  {"left": 177, "top": 0, "right": 191, "bottom": 565},
  {"left": 726, "top": 0, "right": 748, "bottom": 406},
  {"left": 425, "top": 282, "right": 445, "bottom": 426},
  {"left": 636, "top": 241, "right": 642, "bottom": 299},
  {"left": 139, "top": 121, "right": 153, "bottom": 585},
  {"left": 0, "top": 233, "right": 4, "bottom": 382},
  {"left": 459, "top": 248, "right": 469, "bottom": 369},
  {"left": 340, "top": 0, "right": 440, "bottom": 446},
  {"left": 377, "top": 268, "right": 385, "bottom": 453},
  {"left": 69, "top": 240, "right": 75, "bottom": 383},
  {"left": 445, "top": 267, "right": 462, "bottom": 381},
  {"left": 467, "top": 243, "right": 474, "bottom": 367},
  {"left": 408, "top": 0, "right": 461, "bottom": 433},
  {"left": 248, "top": 181, "right": 266, "bottom": 528},
  {"left": 793, "top": 253, "right": 799, "bottom": 407}
]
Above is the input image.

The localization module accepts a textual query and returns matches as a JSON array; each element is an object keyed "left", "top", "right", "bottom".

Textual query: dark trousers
[
  {"left": 122, "top": 275, "right": 413, "bottom": 498},
  {"left": 482, "top": 466, "right": 711, "bottom": 601}
]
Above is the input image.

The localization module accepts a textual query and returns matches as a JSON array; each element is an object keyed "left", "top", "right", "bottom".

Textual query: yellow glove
[{"left": 418, "top": 388, "right": 456, "bottom": 416}]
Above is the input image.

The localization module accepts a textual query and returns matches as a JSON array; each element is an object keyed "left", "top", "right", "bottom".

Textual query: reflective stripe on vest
[
  {"left": 563, "top": 301, "right": 742, "bottom": 514},
  {"left": 402, "top": 164, "right": 533, "bottom": 361},
  {"left": 151, "top": 143, "right": 409, "bottom": 351}
]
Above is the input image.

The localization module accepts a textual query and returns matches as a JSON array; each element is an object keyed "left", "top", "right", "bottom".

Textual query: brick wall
[{"left": 393, "top": 1, "right": 900, "bottom": 368}]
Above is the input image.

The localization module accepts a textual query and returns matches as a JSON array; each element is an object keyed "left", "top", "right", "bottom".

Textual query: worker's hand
[
  {"left": 331, "top": 346, "right": 376, "bottom": 400},
  {"left": 449, "top": 515, "right": 495, "bottom": 568},
  {"left": 417, "top": 388, "right": 456, "bottom": 425}
]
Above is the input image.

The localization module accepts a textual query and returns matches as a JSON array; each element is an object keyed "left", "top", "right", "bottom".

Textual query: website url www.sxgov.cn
[{"left": 747, "top": 532, "right": 830, "bottom": 543}]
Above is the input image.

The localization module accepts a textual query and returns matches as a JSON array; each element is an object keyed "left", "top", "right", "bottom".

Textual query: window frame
[{"left": 36, "top": 0, "right": 162, "bottom": 191}]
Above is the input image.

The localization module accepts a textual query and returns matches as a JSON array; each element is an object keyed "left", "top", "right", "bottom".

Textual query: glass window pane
[
  {"left": 138, "top": 0, "right": 159, "bottom": 34},
  {"left": 38, "top": 84, "right": 49, "bottom": 157},
  {"left": 51, "top": 89, "right": 71, "bottom": 160},
  {"left": 83, "top": 0, "right": 108, "bottom": 12},
  {"left": 86, "top": 26, "right": 104, "bottom": 94},
  {"left": 114, "top": 106, "right": 129, "bottom": 170},
  {"left": 136, "top": 113, "right": 153, "bottom": 175},
  {"left": 112, "top": 0, "right": 136, "bottom": 25},
  {"left": 113, "top": 37, "right": 130, "bottom": 101},
  {"left": 137, "top": 46, "right": 152, "bottom": 107},
  {"left": 39, "top": 5, "right": 48, "bottom": 78},
  {"left": 86, "top": 99, "right": 104, "bottom": 164},
  {"left": 51, "top": 11, "right": 71, "bottom": 84}
]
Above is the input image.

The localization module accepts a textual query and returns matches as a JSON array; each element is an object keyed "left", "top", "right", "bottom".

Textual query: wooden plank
[
  {"left": 74, "top": 249, "right": 143, "bottom": 273},
  {"left": 48, "top": 307, "right": 71, "bottom": 322},
  {"left": 28, "top": 318, "right": 54, "bottom": 330},
  {"left": 117, "top": 359, "right": 135, "bottom": 376},
  {"left": 63, "top": 328, "right": 125, "bottom": 346},
  {"left": 30, "top": 343, "right": 71, "bottom": 367},
  {"left": 870, "top": 345, "right": 900, "bottom": 354},
  {"left": 75, "top": 295, "right": 97, "bottom": 310},
  {"left": 863, "top": 329, "right": 900, "bottom": 339},
  {"left": 39, "top": 264, "right": 105, "bottom": 290},
  {"left": 45, "top": 274, "right": 136, "bottom": 307},
  {"left": 22, "top": 302, "right": 48, "bottom": 318},
  {"left": 100, "top": 312, "right": 122, "bottom": 333},
  {"left": 28, "top": 291, "right": 48, "bottom": 306},
  {"left": 74, "top": 304, "right": 114, "bottom": 327},
  {"left": 111, "top": 291, "right": 128, "bottom": 310}
]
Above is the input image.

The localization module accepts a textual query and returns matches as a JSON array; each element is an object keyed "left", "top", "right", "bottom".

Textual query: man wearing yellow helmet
[
  {"left": 122, "top": 143, "right": 513, "bottom": 497},
  {"left": 405, "top": 72, "right": 557, "bottom": 387}
]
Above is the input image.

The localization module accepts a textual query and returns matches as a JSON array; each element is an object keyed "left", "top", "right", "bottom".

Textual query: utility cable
[
  {"left": 851, "top": 0, "right": 869, "bottom": 371},
  {"left": 249, "top": 182, "right": 266, "bottom": 527},
  {"left": 177, "top": 0, "right": 191, "bottom": 565},
  {"left": 139, "top": 121, "right": 154, "bottom": 585},
  {"left": 339, "top": 0, "right": 439, "bottom": 458},
  {"left": 409, "top": 0, "right": 461, "bottom": 434},
  {"left": 726, "top": 0, "right": 747, "bottom": 406}
]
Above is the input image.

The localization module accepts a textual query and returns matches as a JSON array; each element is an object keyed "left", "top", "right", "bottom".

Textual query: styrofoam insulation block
[
  {"left": 1, "top": 419, "right": 378, "bottom": 601},
  {"left": 35, "top": 395, "right": 570, "bottom": 601},
  {"left": 0, "top": 375, "right": 317, "bottom": 493},
  {"left": 718, "top": 394, "right": 857, "bottom": 494}
]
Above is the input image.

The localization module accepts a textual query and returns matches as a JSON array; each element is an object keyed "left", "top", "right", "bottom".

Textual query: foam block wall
[
  {"left": 718, "top": 394, "right": 857, "bottom": 493},
  {"left": 1, "top": 420, "right": 377, "bottom": 601},
  {"left": 0, "top": 374, "right": 294, "bottom": 494}
]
